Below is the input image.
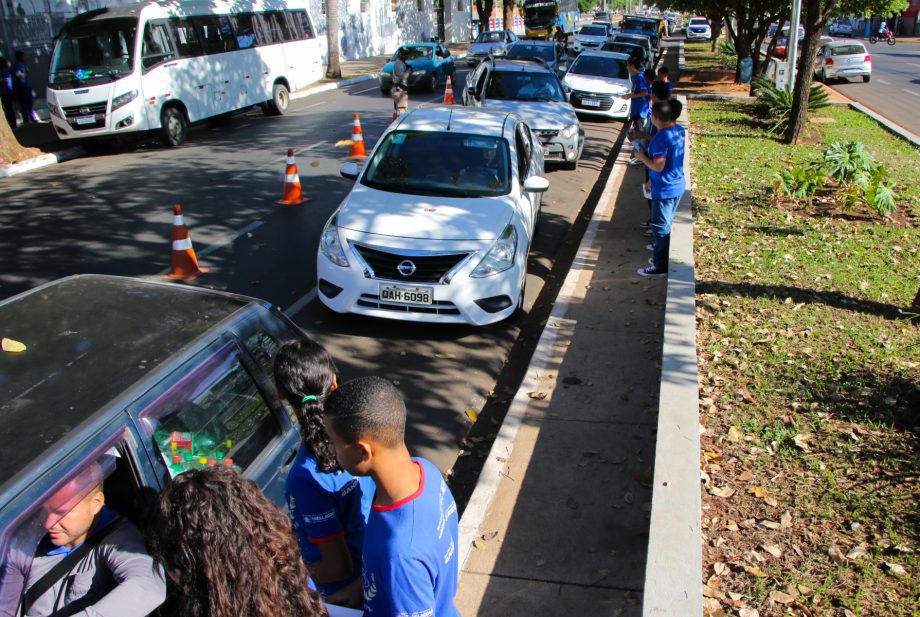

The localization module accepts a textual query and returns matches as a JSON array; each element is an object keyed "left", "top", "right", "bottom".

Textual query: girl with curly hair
[
  {"left": 144, "top": 466, "right": 327, "bottom": 617},
  {"left": 273, "top": 338, "right": 374, "bottom": 608}
]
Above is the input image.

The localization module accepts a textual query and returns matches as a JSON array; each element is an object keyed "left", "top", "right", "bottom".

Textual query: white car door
[{"left": 514, "top": 122, "right": 539, "bottom": 236}]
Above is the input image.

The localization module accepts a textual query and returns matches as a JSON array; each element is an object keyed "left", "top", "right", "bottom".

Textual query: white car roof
[
  {"left": 392, "top": 106, "right": 514, "bottom": 137},
  {"left": 577, "top": 50, "right": 630, "bottom": 60}
]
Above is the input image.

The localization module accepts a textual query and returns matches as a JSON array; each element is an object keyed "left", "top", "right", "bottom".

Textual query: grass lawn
[
  {"left": 691, "top": 100, "right": 919, "bottom": 616},
  {"left": 684, "top": 40, "right": 730, "bottom": 72}
]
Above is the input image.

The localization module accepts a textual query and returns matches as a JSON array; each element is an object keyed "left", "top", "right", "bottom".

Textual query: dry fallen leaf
[
  {"left": 762, "top": 544, "right": 783, "bottom": 558},
  {"left": 759, "top": 519, "right": 781, "bottom": 530},
  {"left": 780, "top": 511, "right": 792, "bottom": 528},
  {"left": 768, "top": 591, "right": 795, "bottom": 605},
  {"left": 481, "top": 530, "right": 499, "bottom": 541},
  {"left": 528, "top": 391, "right": 547, "bottom": 400},
  {"left": 713, "top": 561, "right": 728, "bottom": 576},
  {"left": 884, "top": 562, "right": 907, "bottom": 577},
  {"left": 726, "top": 426, "right": 744, "bottom": 443},
  {"left": 747, "top": 486, "right": 768, "bottom": 498},
  {"left": 464, "top": 409, "right": 478, "bottom": 422},
  {"left": 472, "top": 539, "right": 485, "bottom": 549},
  {"left": 710, "top": 486, "right": 736, "bottom": 498},
  {"left": 434, "top": 352, "right": 456, "bottom": 359},
  {"left": 792, "top": 433, "right": 813, "bottom": 452},
  {"left": 1, "top": 338, "right": 27, "bottom": 353},
  {"left": 738, "top": 609, "right": 759, "bottom": 617},
  {"left": 702, "top": 597, "right": 725, "bottom": 616},
  {"left": 743, "top": 564, "right": 765, "bottom": 577},
  {"left": 846, "top": 545, "right": 868, "bottom": 560}
]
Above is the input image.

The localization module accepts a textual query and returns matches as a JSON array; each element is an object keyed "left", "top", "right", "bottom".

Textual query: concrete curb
[
  {"left": 678, "top": 40, "right": 685, "bottom": 70},
  {"left": 457, "top": 141, "right": 629, "bottom": 570},
  {"left": 0, "top": 145, "right": 86, "bottom": 179},
  {"left": 847, "top": 101, "right": 920, "bottom": 148},
  {"left": 290, "top": 73, "right": 379, "bottom": 101},
  {"left": 641, "top": 95, "right": 702, "bottom": 617}
]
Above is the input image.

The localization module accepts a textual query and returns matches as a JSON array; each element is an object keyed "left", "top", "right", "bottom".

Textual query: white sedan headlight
[
  {"left": 471, "top": 224, "right": 517, "bottom": 278},
  {"left": 320, "top": 215, "right": 349, "bottom": 268},
  {"left": 560, "top": 123, "right": 579, "bottom": 139}
]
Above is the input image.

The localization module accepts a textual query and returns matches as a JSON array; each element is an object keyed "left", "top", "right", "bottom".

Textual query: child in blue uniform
[
  {"left": 323, "top": 376, "right": 460, "bottom": 617},
  {"left": 274, "top": 338, "right": 374, "bottom": 608}
]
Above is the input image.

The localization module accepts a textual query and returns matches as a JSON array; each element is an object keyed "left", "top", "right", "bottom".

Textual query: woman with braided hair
[
  {"left": 273, "top": 338, "right": 374, "bottom": 608},
  {"left": 144, "top": 466, "right": 327, "bottom": 617}
]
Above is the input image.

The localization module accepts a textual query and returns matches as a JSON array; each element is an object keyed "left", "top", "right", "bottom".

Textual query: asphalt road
[
  {"left": 825, "top": 40, "right": 920, "bottom": 131},
  {"left": 0, "top": 67, "right": 627, "bottom": 478}
]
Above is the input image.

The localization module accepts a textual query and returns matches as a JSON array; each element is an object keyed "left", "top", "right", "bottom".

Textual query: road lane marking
[
  {"left": 904, "top": 89, "right": 920, "bottom": 97},
  {"left": 300, "top": 101, "right": 326, "bottom": 109},
  {"left": 906, "top": 62, "right": 920, "bottom": 69},
  {"left": 284, "top": 286, "right": 318, "bottom": 317},
  {"left": 352, "top": 85, "right": 381, "bottom": 95},
  {"left": 156, "top": 220, "right": 265, "bottom": 275},
  {"left": 876, "top": 78, "right": 891, "bottom": 85}
]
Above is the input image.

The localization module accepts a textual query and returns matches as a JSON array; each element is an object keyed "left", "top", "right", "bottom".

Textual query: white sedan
[
  {"left": 562, "top": 51, "right": 632, "bottom": 119},
  {"left": 317, "top": 106, "right": 549, "bottom": 325}
]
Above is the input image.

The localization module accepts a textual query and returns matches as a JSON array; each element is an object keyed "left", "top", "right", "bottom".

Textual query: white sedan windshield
[{"left": 362, "top": 131, "right": 511, "bottom": 197}]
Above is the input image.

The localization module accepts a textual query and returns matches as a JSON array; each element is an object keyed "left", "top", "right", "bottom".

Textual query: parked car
[
  {"left": 600, "top": 40, "right": 649, "bottom": 68},
  {"left": 463, "top": 57, "right": 584, "bottom": 169},
  {"left": 0, "top": 275, "right": 310, "bottom": 614},
  {"left": 318, "top": 106, "right": 549, "bottom": 325},
  {"left": 619, "top": 15, "right": 666, "bottom": 49},
  {"left": 815, "top": 39, "right": 871, "bottom": 83},
  {"left": 773, "top": 24, "right": 806, "bottom": 58},
  {"left": 828, "top": 20, "right": 854, "bottom": 36},
  {"left": 379, "top": 43, "right": 455, "bottom": 93},
  {"left": 573, "top": 23, "right": 612, "bottom": 53},
  {"left": 611, "top": 33, "right": 654, "bottom": 62},
  {"left": 561, "top": 50, "right": 632, "bottom": 119},
  {"left": 467, "top": 29, "right": 518, "bottom": 65},
  {"left": 503, "top": 40, "right": 568, "bottom": 77},
  {"left": 594, "top": 9, "right": 610, "bottom": 20},
  {"left": 686, "top": 16, "right": 711, "bottom": 40}
]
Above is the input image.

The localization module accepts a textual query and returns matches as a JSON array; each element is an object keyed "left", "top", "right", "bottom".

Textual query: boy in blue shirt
[
  {"left": 635, "top": 99, "right": 685, "bottom": 277},
  {"left": 625, "top": 58, "right": 650, "bottom": 165},
  {"left": 323, "top": 377, "right": 460, "bottom": 617}
]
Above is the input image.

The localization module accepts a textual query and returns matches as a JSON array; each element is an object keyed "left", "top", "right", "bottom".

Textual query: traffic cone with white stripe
[
  {"left": 349, "top": 114, "right": 367, "bottom": 158},
  {"left": 442, "top": 75, "right": 455, "bottom": 105},
  {"left": 278, "top": 148, "right": 309, "bottom": 205},
  {"left": 165, "top": 204, "right": 207, "bottom": 281}
]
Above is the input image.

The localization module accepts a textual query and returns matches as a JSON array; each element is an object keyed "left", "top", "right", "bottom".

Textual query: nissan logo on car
[
  {"left": 397, "top": 260, "right": 417, "bottom": 277},
  {"left": 80, "top": 107, "right": 91, "bottom": 115}
]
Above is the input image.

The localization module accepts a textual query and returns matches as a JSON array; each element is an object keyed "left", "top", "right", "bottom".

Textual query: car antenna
[{"left": 447, "top": 107, "right": 453, "bottom": 131}]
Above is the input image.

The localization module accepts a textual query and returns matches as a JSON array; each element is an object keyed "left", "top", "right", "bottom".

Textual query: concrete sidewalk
[{"left": 456, "top": 145, "right": 667, "bottom": 616}]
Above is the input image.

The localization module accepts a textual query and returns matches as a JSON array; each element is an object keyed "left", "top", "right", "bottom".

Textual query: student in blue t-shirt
[
  {"left": 275, "top": 338, "right": 375, "bottom": 608},
  {"left": 635, "top": 99, "right": 686, "bottom": 278},
  {"left": 629, "top": 81, "right": 674, "bottom": 230},
  {"left": 625, "top": 57, "right": 650, "bottom": 165},
  {"left": 323, "top": 376, "right": 460, "bottom": 617},
  {"left": 656, "top": 66, "right": 673, "bottom": 97}
]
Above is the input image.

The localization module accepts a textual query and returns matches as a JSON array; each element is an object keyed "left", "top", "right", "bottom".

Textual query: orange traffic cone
[
  {"left": 165, "top": 204, "right": 207, "bottom": 281},
  {"left": 349, "top": 114, "right": 367, "bottom": 158},
  {"left": 278, "top": 149, "right": 309, "bottom": 205},
  {"left": 443, "top": 75, "right": 456, "bottom": 105}
]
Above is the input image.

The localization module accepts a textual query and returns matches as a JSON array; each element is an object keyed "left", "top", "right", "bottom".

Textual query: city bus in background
[
  {"left": 46, "top": 0, "right": 322, "bottom": 147},
  {"left": 522, "top": 0, "right": 579, "bottom": 40}
]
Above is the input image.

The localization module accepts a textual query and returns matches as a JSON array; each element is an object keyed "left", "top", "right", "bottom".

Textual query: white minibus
[{"left": 46, "top": 0, "right": 323, "bottom": 146}]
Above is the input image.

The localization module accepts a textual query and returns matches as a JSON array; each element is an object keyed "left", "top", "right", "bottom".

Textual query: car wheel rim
[{"left": 277, "top": 89, "right": 288, "bottom": 110}]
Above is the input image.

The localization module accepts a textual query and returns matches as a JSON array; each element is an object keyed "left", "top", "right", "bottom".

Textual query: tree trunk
[
  {"left": 0, "top": 113, "right": 39, "bottom": 165},
  {"left": 709, "top": 14, "right": 721, "bottom": 51},
  {"left": 502, "top": 0, "right": 514, "bottom": 35},
  {"left": 325, "top": 0, "right": 342, "bottom": 78},
  {"left": 475, "top": 0, "right": 494, "bottom": 32},
  {"left": 784, "top": 0, "right": 832, "bottom": 143}
]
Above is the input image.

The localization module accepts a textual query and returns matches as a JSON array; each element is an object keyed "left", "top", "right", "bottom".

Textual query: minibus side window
[
  {"left": 260, "top": 11, "right": 292, "bottom": 43},
  {"left": 141, "top": 22, "right": 176, "bottom": 70},
  {"left": 230, "top": 13, "right": 257, "bottom": 49},
  {"left": 294, "top": 10, "right": 315, "bottom": 39},
  {"left": 194, "top": 15, "right": 238, "bottom": 54},
  {"left": 170, "top": 17, "right": 203, "bottom": 58}
]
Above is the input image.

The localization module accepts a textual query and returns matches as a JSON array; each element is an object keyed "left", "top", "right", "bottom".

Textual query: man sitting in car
[{"left": 14, "top": 464, "right": 166, "bottom": 617}]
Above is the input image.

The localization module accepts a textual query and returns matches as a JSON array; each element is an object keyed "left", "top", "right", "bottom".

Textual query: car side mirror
[
  {"left": 340, "top": 162, "right": 359, "bottom": 180},
  {"left": 523, "top": 176, "right": 550, "bottom": 193},
  {"left": 559, "top": 65, "right": 568, "bottom": 74}
]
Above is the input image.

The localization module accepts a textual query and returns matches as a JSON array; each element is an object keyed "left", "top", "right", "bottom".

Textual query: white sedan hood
[
  {"left": 563, "top": 73, "right": 631, "bottom": 96},
  {"left": 479, "top": 100, "right": 578, "bottom": 130},
  {"left": 337, "top": 184, "right": 514, "bottom": 241}
]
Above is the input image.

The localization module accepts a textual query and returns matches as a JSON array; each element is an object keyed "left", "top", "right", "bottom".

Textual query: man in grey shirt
[
  {"left": 391, "top": 47, "right": 411, "bottom": 119},
  {"left": 17, "top": 482, "right": 166, "bottom": 616}
]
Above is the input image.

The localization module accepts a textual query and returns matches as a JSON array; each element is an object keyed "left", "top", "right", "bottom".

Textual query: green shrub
[
  {"left": 822, "top": 141, "right": 878, "bottom": 183},
  {"left": 752, "top": 76, "right": 830, "bottom": 133},
  {"left": 717, "top": 39, "right": 737, "bottom": 69},
  {"left": 773, "top": 164, "right": 827, "bottom": 206}
]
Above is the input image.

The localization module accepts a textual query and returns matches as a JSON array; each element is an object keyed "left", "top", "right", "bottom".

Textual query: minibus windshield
[{"left": 50, "top": 18, "right": 137, "bottom": 86}]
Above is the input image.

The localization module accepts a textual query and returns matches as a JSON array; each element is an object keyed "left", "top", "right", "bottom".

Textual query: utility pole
[{"left": 786, "top": 0, "right": 802, "bottom": 91}]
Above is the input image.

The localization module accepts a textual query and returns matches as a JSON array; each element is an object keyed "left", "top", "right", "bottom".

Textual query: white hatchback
[
  {"left": 815, "top": 40, "right": 871, "bottom": 83},
  {"left": 317, "top": 107, "right": 549, "bottom": 326},
  {"left": 562, "top": 51, "right": 632, "bottom": 119}
]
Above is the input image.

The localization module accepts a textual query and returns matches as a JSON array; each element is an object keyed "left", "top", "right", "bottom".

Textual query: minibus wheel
[
  {"left": 160, "top": 107, "right": 188, "bottom": 147},
  {"left": 266, "top": 83, "right": 290, "bottom": 115}
]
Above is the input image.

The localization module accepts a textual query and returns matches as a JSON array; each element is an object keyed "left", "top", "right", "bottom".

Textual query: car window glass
[
  {"left": 362, "top": 131, "right": 510, "bottom": 197},
  {"left": 141, "top": 344, "right": 282, "bottom": 477},
  {"left": 831, "top": 45, "right": 866, "bottom": 56},
  {"left": 475, "top": 65, "right": 489, "bottom": 93},
  {"left": 515, "top": 125, "right": 532, "bottom": 178},
  {"left": 141, "top": 22, "right": 176, "bottom": 70},
  {"left": 169, "top": 18, "right": 202, "bottom": 58},
  {"left": 570, "top": 55, "right": 628, "bottom": 79},
  {"left": 486, "top": 71, "right": 564, "bottom": 101},
  {"left": 243, "top": 331, "right": 296, "bottom": 425},
  {"left": 195, "top": 15, "right": 238, "bottom": 54},
  {"left": 0, "top": 449, "right": 122, "bottom": 610}
]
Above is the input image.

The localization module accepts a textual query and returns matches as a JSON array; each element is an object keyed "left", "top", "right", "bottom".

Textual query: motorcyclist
[{"left": 878, "top": 21, "right": 890, "bottom": 37}]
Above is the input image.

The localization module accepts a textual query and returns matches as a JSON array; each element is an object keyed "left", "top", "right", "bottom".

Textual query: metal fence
[{"left": 1, "top": 13, "right": 73, "bottom": 98}]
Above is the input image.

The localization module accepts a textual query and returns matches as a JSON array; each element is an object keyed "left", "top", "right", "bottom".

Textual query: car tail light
[
  {"left": 864, "top": 54, "right": 871, "bottom": 61},
  {"left": 825, "top": 58, "right": 834, "bottom": 65}
]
